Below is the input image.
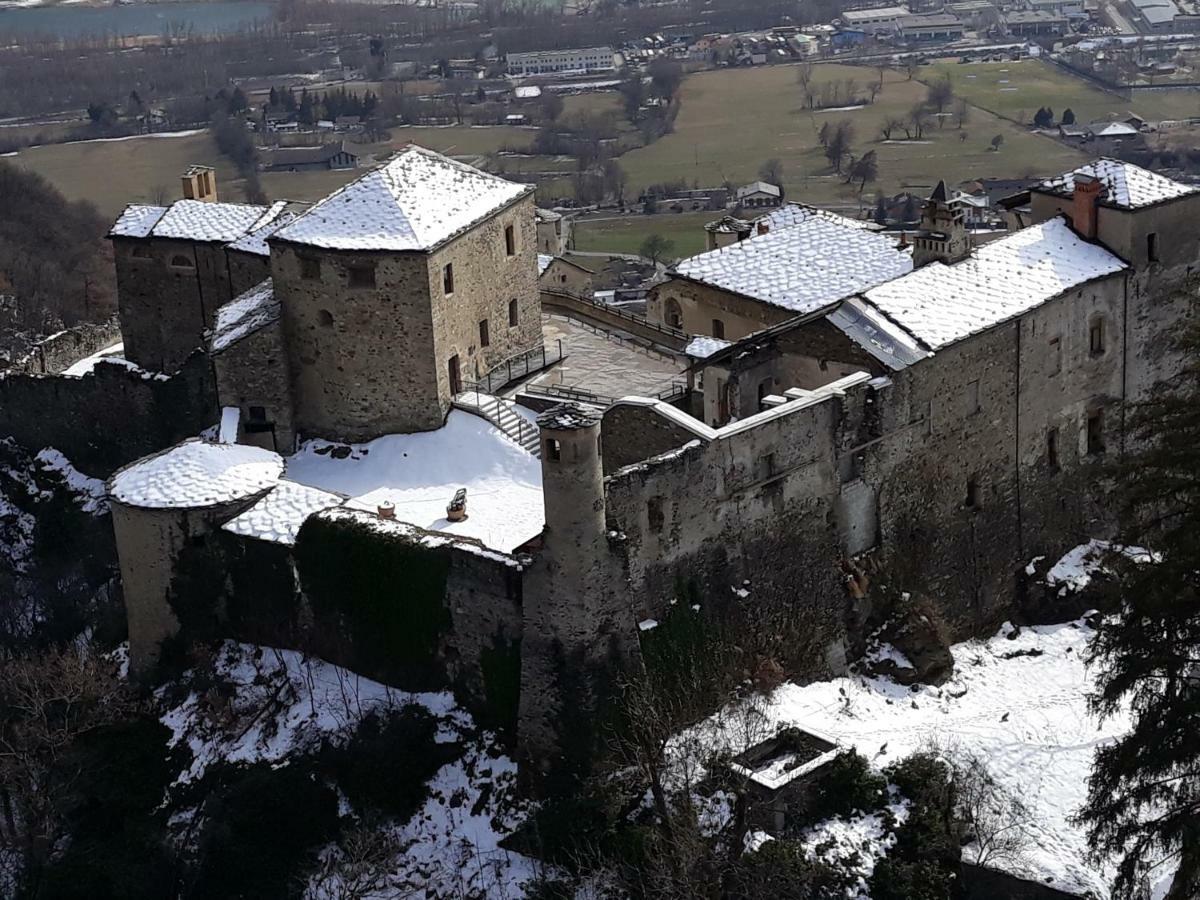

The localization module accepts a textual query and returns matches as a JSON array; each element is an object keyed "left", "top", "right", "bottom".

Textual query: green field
[
  {"left": 10, "top": 124, "right": 532, "bottom": 219},
  {"left": 10, "top": 131, "right": 240, "bottom": 219},
  {"left": 572, "top": 210, "right": 714, "bottom": 259},
  {"left": 614, "top": 63, "right": 1088, "bottom": 210},
  {"left": 924, "top": 59, "right": 1187, "bottom": 124}
]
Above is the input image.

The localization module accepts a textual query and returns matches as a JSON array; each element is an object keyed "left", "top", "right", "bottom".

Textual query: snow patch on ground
[
  {"left": 800, "top": 796, "right": 911, "bottom": 899},
  {"left": 160, "top": 642, "right": 468, "bottom": 785},
  {"left": 35, "top": 448, "right": 107, "bottom": 514},
  {"left": 1044, "top": 538, "right": 1152, "bottom": 594},
  {"left": 764, "top": 619, "right": 1127, "bottom": 896}
]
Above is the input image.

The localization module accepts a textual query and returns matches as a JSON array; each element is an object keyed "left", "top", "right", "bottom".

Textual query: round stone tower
[
  {"left": 537, "top": 403, "right": 606, "bottom": 554},
  {"left": 107, "top": 439, "right": 283, "bottom": 675}
]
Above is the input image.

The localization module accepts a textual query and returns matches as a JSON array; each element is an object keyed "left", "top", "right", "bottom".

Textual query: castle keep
[{"left": 87, "top": 150, "right": 1200, "bottom": 766}]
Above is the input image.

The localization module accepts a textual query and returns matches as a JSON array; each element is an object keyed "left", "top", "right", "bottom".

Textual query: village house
[
  {"left": 736, "top": 181, "right": 783, "bottom": 209},
  {"left": 261, "top": 142, "right": 360, "bottom": 173}
]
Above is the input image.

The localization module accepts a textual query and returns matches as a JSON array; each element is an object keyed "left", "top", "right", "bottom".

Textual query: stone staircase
[{"left": 453, "top": 391, "right": 541, "bottom": 458}]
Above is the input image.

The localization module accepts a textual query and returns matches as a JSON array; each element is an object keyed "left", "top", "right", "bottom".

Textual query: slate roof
[
  {"left": 222, "top": 481, "right": 346, "bottom": 545},
  {"left": 863, "top": 218, "right": 1127, "bottom": 350},
  {"left": 109, "top": 204, "right": 167, "bottom": 238},
  {"left": 150, "top": 199, "right": 273, "bottom": 243},
  {"left": 226, "top": 206, "right": 300, "bottom": 257},
  {"left": 1038, "top": 159, "right": 1196, "bottom": 209},
  {"left": 271, "top": 145, "right": 533, "bottom": 252},
  {"left": 672, "top": 212, "right": 912, "bottom": 316},
  {"left": 109, "top": 439, "right": 282, "bottom": 509},
  {"left": 211, "top": 279, "right": 279, "bottom": 353}
]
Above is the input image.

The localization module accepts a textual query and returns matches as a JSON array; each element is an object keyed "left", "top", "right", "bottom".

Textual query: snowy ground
[
  {"left": 284, "top": 410, "right": 544, "bottom": 555},
  {"left": 159, "top": 642, "right": 543, "bottom": 898},
  {"left": 760, "top": 621, "right": 1128, "bottom": 897}
]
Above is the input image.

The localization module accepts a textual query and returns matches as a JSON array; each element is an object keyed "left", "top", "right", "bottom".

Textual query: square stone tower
[{"left": 268, "top": 146, "right": 543, "bottom": 442}]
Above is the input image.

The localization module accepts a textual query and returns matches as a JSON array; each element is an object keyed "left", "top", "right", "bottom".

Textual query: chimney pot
[{"left": 1072, "top": 173, "right": 1103, "bottom": 240}]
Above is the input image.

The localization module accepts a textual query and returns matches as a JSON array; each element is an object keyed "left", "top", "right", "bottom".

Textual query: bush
[
  {"left": 189, "top": 762, "right": 339, "bottom": 899},
  {"left": 320, "top": 706, "right": 458, "bottom": 822},
  {"left": 729, "top": 838, "right": 856, "bottom": 898},
  {"left": 807, "top": 750, "right": 887, "bottom": 823}
]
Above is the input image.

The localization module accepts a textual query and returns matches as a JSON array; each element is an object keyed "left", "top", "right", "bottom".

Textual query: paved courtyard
[{"left": 517, "top": 315, "right": 688, "bottom": 402}]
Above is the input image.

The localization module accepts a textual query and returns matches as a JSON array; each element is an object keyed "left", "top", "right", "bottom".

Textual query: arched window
[
  {"left": 318, "top": 309, "right": 334, "bottom": 328},
  {"left": 170, "top": 254, "right": 194, "bottom": 269},
  {"left": 664, "top": 297, "right": 683, "bottom": 329}
]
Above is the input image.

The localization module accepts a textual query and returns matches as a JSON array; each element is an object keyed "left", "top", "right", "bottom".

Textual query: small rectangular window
[
  {"left": 1147, "top": 232, "right": 1159, "bottom": 263},
  {"left": 300, "top": 257, "right": 321, "bottom": 280},
  {"left": 647, "top": 496, "right": 665, "bottom": 533},
  {"left": 479, "top": 318, "right": 490, "bottom": 348},
  {"left": 759, "top": 452, "right": 776, "bottom": 480},
  {"left": 443, "top": 263, "right": 454, "bottom": 295},
  {"left": 965, "top": 478, "right": 979, "bottom": 509},
  {"left": 348, "top": 265, "right": 375, "bottom": 288},
  {"left": 505, "top": 224, "right": 516, "bottom": 257},
  {"left": 711, "top": 318, "right": 725, "bottom": 340},
  {"left": 1048, "top": 336, "right": 1062, "bottom": 375},
  {"left": 1047, "top": 427, "right": 1059, "bottom": 471},
  {"left": 545, "top": 438, "right": 561, "bottom": 461},
  {"left": 965, "top": 379, "right": 980, "bottom": 415},
  {"left": 1087, "top": 410, "right": 1105, "bottom": 455},
  {"left": 1089, "top": 319, "right": 1105, "bottom": 356}
]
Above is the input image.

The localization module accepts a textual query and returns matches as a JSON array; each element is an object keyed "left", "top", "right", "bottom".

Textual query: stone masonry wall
[
  {"left": 212, "top": 317, "right": 297, "bottom": 453},
  {"left": 9, "top": 318, "right": 122, "bottom": 375},
  {"left": 272, "top": 242, "right": 443, "bottom": 439},
  {"left": 0, "top": 351, "right": 217, "bottom": 477},
  {"left": 426, "top": 194, "right": 543, "bottom": 398},
  {"left": 648, "top": 277, "right": 794, "bottom": 340},
  {"left": 603, "top": 397, "right": 854, "bottom": 677}
]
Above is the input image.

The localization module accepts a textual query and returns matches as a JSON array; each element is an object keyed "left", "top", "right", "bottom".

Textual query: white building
[
  {"left": 506, "top": 47, "right": 616, "bottom": 76},
  {"left": 840, "top": 6, "right": 910, "bottom": 31}
]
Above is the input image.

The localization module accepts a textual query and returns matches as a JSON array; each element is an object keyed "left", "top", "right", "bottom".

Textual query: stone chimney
[
  {"left": 757, "top": 221, "right": 770, "bottom": 236},
  {"left": 1072, "top": 172, "right": 1103, "bottom": 240},
  {"left": 181, "top": 165, "right": 217, "bottom": 203}
]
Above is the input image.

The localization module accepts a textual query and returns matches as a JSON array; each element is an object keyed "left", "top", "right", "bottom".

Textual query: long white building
[{"left": 506, "top": 46, "right": 616, "bottom": 76}]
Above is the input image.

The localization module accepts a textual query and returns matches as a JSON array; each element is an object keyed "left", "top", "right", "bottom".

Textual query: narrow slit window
[
  {"left": 479, "top": 318, "right": 490, "bottom": 348},
  {"left": 1047, "top": 427, "right": 1059, "bottom": 471},
  {"left": 505, "top": 224, "right": 516, "bottom": 256},
  {"left": 508, "top": 299, "right": 519, "bottom": 327},
  {"left": 443, "top": 263, "right": 454, "bottom": 296}
]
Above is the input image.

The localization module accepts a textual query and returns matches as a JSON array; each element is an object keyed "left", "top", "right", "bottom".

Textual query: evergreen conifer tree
[{"left": 1077, "top": 323, "right": 1200, "bottom": 899}]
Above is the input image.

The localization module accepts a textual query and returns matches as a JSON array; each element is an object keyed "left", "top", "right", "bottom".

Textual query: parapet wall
[
  {"left": 0, "top": 352, "right": 217, "bottom": 477},
  {"left": 9, "top": 318, "right": 122, "bottom": 375}
]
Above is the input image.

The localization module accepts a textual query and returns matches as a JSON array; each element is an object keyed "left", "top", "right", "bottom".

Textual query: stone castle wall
[
  {"left": 648, "top": 277, "right": 793, "bottom": 341},
  {"left": 9, "top": 319, "right": 122, "bottom": 375},
  {"left": 212, "top": 317, "right": 297, "bottom": 453},
  {"left": 0, "top": 352, "right": 216, "bottom": 477}
]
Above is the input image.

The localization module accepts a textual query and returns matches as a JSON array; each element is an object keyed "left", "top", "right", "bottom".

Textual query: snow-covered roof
[
  {"left": 672, "top": 213, "right": 912, "bottom": 316},
  {"left": 211, "top": 279, "right": 279, "bottom": 353},
  {"left": 538, "top": 253, "right": 554, "bottom": 275},
  {"left": 109, "top": 439, "right": 283, "bottom": 509},
  {"left": 1092, "top": 122, "right": 1138, "bottom": 137},
  {"left": 284, "top": 410, "right": 543, "bottom": 554},
  {"left": 271, "top": 145, "right": 533, "bottom": 252},
  {"left": 149, "top": 199, "right": 272, "bottom": 243},
  {"left": 226, "top": 204, "right": 299, "bottom": 256},
  {"left": 757, "top": 203, "right": 878, "bottom": 233},
  {"left": 826, "top": 297, "right": 931, "bottom": 370},
  {"left": 685, "top": 335, "right": 733, "bottom": 359},
  {"left": 534, "top": 206, "right": 560, "bottom": 221},
  {"left": 863, "top": 218, "right": 1126, "bottom": 350},
  {"left": 1038, "top": 159, "right": 1197, "bottom": 209},
  {"left": 738, "top": 180, "right": 781, "bottom": 199},
  {"left": 109, "top": 204, "right": 166, "bottom": 238},
  {"left": 222, "top": 480, "right": 346, "bottom": 545},
  {"left": 538, "top": 403, "right": 600, "bottom": 430}
]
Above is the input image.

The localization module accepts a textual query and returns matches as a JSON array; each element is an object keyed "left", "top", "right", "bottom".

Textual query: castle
[{"left": 93, "top": 149, "right": 1199, "bottom": 768}]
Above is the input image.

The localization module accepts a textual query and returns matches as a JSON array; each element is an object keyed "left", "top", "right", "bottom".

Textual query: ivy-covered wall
[{"left": 294, "top": 514, "right": 454, "bottom": 690}]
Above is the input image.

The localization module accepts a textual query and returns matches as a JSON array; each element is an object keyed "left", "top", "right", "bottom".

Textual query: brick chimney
[
  {"left": 756, "top": 221, "right": 770, "bottom": 236},
  {"left": 1072, "top": 173, "right": 1103, "bottom": 240}
]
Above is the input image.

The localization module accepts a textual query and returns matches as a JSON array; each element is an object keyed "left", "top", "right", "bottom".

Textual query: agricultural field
[
  {"left": 7, "top": 130, "right": 239, "bottom": 219},
  {"left": 923, "top": 59, "right": 1187, "bottom": 124},
  {"left": 7, "top": 124, "right": 533, "bottom": 218},
  {"left": 614, "top": 62, "right": 1088, "bottom": 210},
  {"left": 571, "top": 210, "right": 714, "bottom": 259}
]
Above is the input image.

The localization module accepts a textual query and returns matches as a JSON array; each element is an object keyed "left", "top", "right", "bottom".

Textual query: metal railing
[
  {"left": 455, "top": 388, "right": 541, "bottom": 458},
  {"left": 521, "top": 380, "right": 689, "bottom": 409},
  {"left": 471, "top": 340, "right": 565, "bottom": 395},
  {"left": 541, "top": 287, "right": 687, "bottom": 342}
]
